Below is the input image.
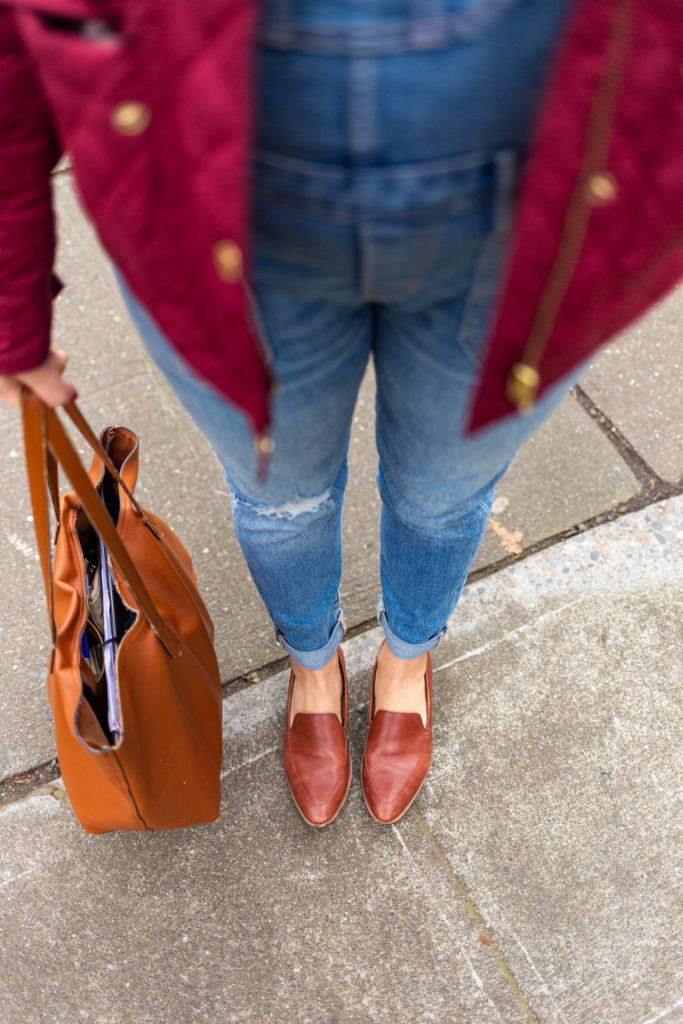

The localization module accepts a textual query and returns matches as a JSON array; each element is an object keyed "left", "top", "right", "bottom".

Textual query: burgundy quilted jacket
[{"left": 1, "top": 0, "right": 682, "bottom": 439}]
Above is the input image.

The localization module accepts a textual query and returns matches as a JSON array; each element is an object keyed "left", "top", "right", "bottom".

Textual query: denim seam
[
  {"left": 359, "top": 222, "right": 374, "bottom": 305},
  {"left": 347, "top": 55, "right": 378, "bottom": 161},
  {"left": 275, "top": 609, "right": 345, "bottom": 664},
  {"left": 242, "top": 278, "right": 276, "bottom": 370},
  {"left": 403, "top": 220, "right": 435, "bottom": 298},
  {"left": 359, "top": 221, "right": 435, "bottom": 304},
  {"left": 252, "top": 183, "right": 493, "bottom": 225},
  {"left": 456, "top": 245, "right": 494, "bottom": 373},
  {"left": 377, "top": 603, "right": 446, "bottom": 654},
  {"left": 257, "top": 0, "right": 519, "bottom": 54},
  {"left": 456, "top": 150, "right": 520, "bottom": 372},
  {"left": 254, "top": 148, "right": 508, "bottom": 181}
]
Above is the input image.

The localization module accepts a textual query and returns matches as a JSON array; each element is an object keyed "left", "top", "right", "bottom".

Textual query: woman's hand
[{"left": 0, "top": 349, "right": 77, "bottom": 408}]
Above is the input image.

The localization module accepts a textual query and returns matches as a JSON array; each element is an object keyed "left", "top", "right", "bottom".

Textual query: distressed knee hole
[{"left": 232, "top": 487, "right": 335, "bottom": 520}]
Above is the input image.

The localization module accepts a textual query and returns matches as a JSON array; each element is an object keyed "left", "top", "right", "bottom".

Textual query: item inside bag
[{"left": 76, "top": 464, "right": 136, "bottom": 744}]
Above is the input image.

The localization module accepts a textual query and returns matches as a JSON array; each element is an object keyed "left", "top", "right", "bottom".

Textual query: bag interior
[{"left": 74, "top": 450, "right": 136, "bottom": 748}]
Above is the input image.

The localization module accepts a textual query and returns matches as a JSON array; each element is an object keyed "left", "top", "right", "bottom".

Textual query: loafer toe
[
  {"left": 284, "top": 714, "right": 351, "bottom": 826},
  {"left": 361, "top": 652, "right": 433, "bottom": 825},
  {"left": 282, "top": 648, "right": 352, "bottom": 827},
  {"left": 361, "top": 710, "right": 431, "bottom": 823}
]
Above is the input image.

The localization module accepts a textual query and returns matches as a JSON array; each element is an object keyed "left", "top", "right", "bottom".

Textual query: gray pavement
[{"left": 0, "top": 179, "right": 681, "bottom": 1024}]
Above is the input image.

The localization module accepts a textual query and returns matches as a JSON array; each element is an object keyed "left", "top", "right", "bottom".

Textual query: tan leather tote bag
[{"left": 22, "top": 392, "right": 222, "bottom": 834}]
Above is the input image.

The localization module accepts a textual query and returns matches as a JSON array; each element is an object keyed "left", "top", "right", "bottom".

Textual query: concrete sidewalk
[{"left": 0, "top": 178, "right": 681, "bottom": 1024}]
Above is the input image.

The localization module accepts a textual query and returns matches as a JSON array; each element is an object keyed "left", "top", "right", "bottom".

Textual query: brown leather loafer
[
  {"left": 361, "top": 650, "right": 432, "bottom": 824},
  {"left": 282, "top": 648, "right": 352, "bottom": 827}
]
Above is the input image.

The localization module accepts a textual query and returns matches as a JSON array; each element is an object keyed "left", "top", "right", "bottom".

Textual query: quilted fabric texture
[
  {"left": 1, "top": 0, "right": 272, "bottom": 434},
  {"left": 468, "top": 0, "right": 683, "bottom": 430},
  {"left": 0, "top": 7, "right": 59, "bottom": 375},
  {"left": 0, "top": 0, "right": 682, "bottom": 434}
]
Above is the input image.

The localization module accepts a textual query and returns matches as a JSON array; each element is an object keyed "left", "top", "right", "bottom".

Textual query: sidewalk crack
[
  {"left": 409, "top": 806, "right": 542, "bottom": 1024},
  {"left": 0, "top": 759, "right": 60, "bottom": 810},
  {"left": 571, "top": 384, "right": 670, "bottom": 490}
]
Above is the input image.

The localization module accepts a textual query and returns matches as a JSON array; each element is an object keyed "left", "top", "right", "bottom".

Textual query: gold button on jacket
[
  {"left": 585, "top": 171, "right": 618, "bottom": 205},
  {"left": 212, "top": 240, "right": 243, "bottom": 283},
  {"left": 111, "top": 102, "right": 151, "bottom": 136},
  {"left": 505, "top": 363, "right": 541, "bottom": 413}
]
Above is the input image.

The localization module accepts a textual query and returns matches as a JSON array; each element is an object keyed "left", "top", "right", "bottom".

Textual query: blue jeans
[{"left": 121, "top": 0, "right": 575, "bottom": 668}]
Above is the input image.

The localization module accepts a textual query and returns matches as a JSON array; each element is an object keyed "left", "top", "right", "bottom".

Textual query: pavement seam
[
  {"left": 0, "top": 758, "right": 61, "bottom": 809},
  {"left": 3, "top": 489, "right": 681, "bottom": 801},
  {"left": 639, "top": 997, "right": 683, "bottom": 1024},
  {"left": 390, "top": 822, "right": 509, "bottom": 1021},
  {"left": 466, "top": 485, "right": 682, "bottom": 585},
  {"left": 409, "top": 806, "right": 542, "bottom": 1024},
  {"left": 571, "top": 384, "right": 676, "bottom": 490},
  {"left": 432, "top": 598, "right": 587, "bottom": 674}
]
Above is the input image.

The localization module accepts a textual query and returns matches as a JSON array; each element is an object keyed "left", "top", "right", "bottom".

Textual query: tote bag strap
[
  {"left": 63, "top": 402, "right": 156, "bottom": 530},
  {"left": 23, "top": 395, "right": 58, "bottom": 649},
  {"left": 62, "top": 401, "right": 204, "bottom": 607},
  {"left": 22, "top": 391, "right": 182, "bottom": 658}
]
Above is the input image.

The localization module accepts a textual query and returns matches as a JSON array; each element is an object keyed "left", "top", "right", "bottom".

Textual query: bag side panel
[
  {"left": 111, "top": 493, "right": 222, "bottom": 829},
  {"left": 48, "top": 500, "right": 146, "bottom": 832}
]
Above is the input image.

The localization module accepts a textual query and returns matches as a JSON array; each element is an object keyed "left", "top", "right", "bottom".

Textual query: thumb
[{"left": 16, "top": 362, "right": 77, "bottom": 408}]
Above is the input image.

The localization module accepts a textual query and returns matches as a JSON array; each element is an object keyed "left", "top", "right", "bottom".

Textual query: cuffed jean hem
[
  {"left": 377, "top": 603, "right": 446, "bottom": 660},
  {"left": 276, "top": 611, "right": 346, "bottom": 670}
]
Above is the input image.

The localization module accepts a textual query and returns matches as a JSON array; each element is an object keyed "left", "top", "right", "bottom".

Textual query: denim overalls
[{"left": 122, "top": 0, "right": 575, "bottom": 666}]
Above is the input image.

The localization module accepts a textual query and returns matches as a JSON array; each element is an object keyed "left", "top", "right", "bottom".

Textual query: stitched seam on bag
[
  {"left": 66, "top": 509, "right": 88, "bottom": 662},
  {"left": 112, "top": 751, "right": 153, "bottom": 830}
]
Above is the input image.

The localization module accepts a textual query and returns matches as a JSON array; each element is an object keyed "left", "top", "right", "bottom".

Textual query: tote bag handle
[
  {"left": 22, "top": 391, "right": 182, "bottom": 658},
  {"left": 61, "top": 400, "right": 206, "bottom": 616}
]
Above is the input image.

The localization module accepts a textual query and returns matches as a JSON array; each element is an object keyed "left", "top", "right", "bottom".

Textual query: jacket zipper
[{"left": 506, "top": 0, "right": 635, "bottom": 413}]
